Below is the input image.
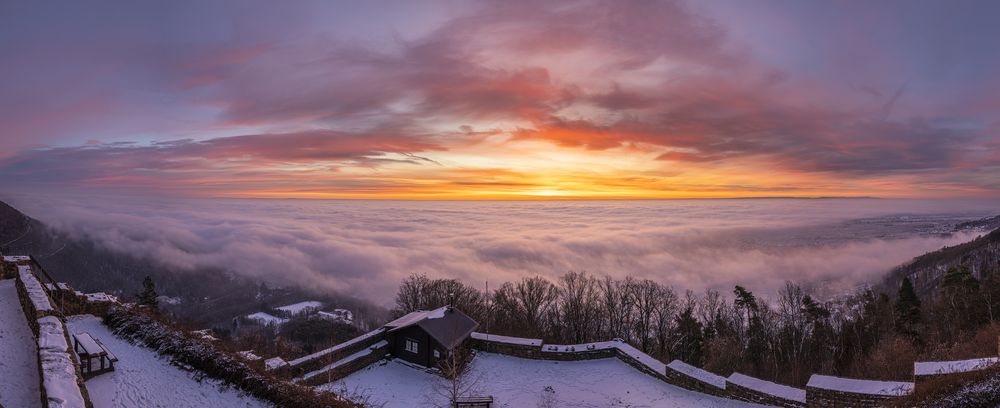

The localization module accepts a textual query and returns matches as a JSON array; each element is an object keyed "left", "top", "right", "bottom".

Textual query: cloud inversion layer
[{"left": 17, "top": 196, "right": 996, "bottom": 303}]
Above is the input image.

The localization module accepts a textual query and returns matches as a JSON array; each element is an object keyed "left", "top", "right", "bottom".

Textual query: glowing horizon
[{"left": 1, "top": 1, "right": 998, "bottom": 199}]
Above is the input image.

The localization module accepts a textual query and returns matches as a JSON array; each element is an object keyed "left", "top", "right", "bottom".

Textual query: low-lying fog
[{"left": 11, "top": 195, "right": 999, "bottom": 303}]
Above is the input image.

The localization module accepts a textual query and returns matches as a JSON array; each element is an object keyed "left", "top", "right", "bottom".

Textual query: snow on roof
[
  {"left": 318, "top": 310, "right": 353, "bottom": 323},
  {"left": 19, "top": 265, "right": 53, "bottom": 312},
  {"left": 914, "top": 357, "right": 1000, "bottom": 376},
  {"left": 276, "top": 301, "right": 323, "bottom": 314},
  {"left": 288, "top": 327, "right": 386, "bottom": 367},
  {"left": 667, "top": 360, "right": 727, "bottom": 389},
  {"left": 384, "top": 307, "right": 449, "bottom": 328},
  {"left": 237, "top": 350, "right": 263, "bottom": 361},
  {"left": 385, "top": 307, "right": 478, "bottom": 350},
  {"left": 728, "top": 372, "right": 806, "bottom": 403},
  {"left": 84, "top": 292, "right": 119, "bottom": 303},
  {"left": 807, "top": 374, "right": 914, "bottom": 396},
  {"left": 300, "top": 340, "right": 388, "bottom": 381},
  {"left": 245, "top": 312, "right": 288, "bottom": 326},
  {"left": 470, "top": 332, "right": 543, "bottom": 347},
  {"left": 265, "top": 357, "right": 288, "bottom": 370},
  {"left": 36, "top": 316, "right": 86, "bottom": 408}
]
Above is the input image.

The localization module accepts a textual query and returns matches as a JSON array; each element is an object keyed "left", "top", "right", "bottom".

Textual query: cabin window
[
  {"left": 405, "top": 338, "right": 419, "bottom": 354},
  {"left": 433, "top": 350, "right": 441, "bottom": 359}
]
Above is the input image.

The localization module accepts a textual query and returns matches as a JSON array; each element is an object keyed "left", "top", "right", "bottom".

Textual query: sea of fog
[{"left": 9, "top": 195, "right": 1000, "bottom": 303}]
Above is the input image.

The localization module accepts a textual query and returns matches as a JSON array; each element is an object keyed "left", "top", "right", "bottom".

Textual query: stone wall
[
  {"left": 469, "top": 338, "right": 543, "bottom": 359},
  {"left": 298, "top": 345, "right": 389, "bottom": 387},
  {"left": 727, "top": 381, "right": 805, "bottom": 408},
  {"left": 663, "top": 364, "right": 728, "bottom": 398},
  {"left": 280, "top": 329, "right": 387, "bottom": 378},
  {"left": 805, "top": 387, "right": 898, "bottom": 408}
]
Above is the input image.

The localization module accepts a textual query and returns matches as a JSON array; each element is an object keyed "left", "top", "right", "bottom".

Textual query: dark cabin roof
[{"left": 385, "top": 306, "right": 479, "bottom": 350}]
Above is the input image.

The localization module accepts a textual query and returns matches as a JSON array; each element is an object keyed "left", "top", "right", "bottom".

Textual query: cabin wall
[{"left": 389, "top": 326, "right": 440, "bottom": 367}]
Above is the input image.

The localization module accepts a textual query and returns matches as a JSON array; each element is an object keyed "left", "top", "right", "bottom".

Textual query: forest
[{"left": 393, "top": 265, "right": 1000, "bottom": 388}]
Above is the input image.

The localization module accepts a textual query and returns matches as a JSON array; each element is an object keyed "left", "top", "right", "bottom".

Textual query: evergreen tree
[
  {"left": 894, "top": 277, "right": 922, "bottom": 340},
  {"left": 670, "top": 306, "right": 703, "bottom": 364},
  {"left": 940, "top": 265, "right": 983, "bottom": 330},
  {"left": 138, "top": 275, "right": 159, "bottom": 309}
]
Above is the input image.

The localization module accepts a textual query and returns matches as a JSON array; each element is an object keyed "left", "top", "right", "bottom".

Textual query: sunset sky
[{"left": 1, "top": 0, "right": 998, "bottom": 199}]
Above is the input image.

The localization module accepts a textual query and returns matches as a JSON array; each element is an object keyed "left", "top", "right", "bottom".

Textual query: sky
[{"left": 1, "top": 0, "right": 998, "bottom": 199}]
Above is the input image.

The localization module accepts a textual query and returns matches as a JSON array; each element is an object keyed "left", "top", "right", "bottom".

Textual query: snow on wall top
[
  {"left": 542, "top": 340, "right": 618, "bottom": 353},
  {"left": 36, "top": 316, "right": 86, "bottom": 408},
  {"left": 300, "top": 340, "right": 388, "bottom": 381},
  {"left": 807, "top": 374, "right": 914, "bottom": 396},
  {"left": 288, "top": 327, "right": 386, "bottom": 367},
  {"left": 38, "top": 316, "right": 69, "bottom": 352},
  {"left": 276, "top": 301, "right": 323, "bottom": 315},
  {"left": 615, "top": 342, "right": 667, "bottom": 373},
  {"left": 914, "top": 357, "right": 1000, "bottom": 376},
  {"left": 728, "top": 372, "right": 806, "bottom": 402},
  {"left": 470, "top": 332, "right": 542, "bottom": 347},
  {"left": 3, "top": 255, "right": 31, "bottom": 262},
  {"left": 19, "top": 265, "right": 53, "bottom": 312},
  {"left": 667, "top": 360, "right": 727, "bottom": 389}
]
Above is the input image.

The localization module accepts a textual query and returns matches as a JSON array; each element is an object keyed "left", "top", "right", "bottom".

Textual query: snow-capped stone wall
[
  {"left": 806, "top": 374, "right": 914, "bottom": 408},
  {"left": 726, "top": 372, "right": 806, "bottom": 408}
]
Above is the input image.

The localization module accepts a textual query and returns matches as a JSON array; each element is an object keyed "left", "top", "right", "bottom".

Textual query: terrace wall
[
  {"left": 726, "top": 380, "right": 805, "bottom": 408},
  {"left": 663, "top": 363, "right": 728, "bottom": 398},
  {"left": 298, "top": 344, "right": 390, "bottom": 387},
  {"left": 9, "top": 260, "right": 94, "bottom": 408},
  {"left": 805, "top": 387, "right": 899, "bottom": 408},
  {"left": 280, "top": 328, "right": 387, "bottom": 378}
]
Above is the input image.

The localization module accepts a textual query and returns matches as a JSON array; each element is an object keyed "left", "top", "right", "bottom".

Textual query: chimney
[{"left": 448, "top": 292, "right": 455, "bottom": 310}]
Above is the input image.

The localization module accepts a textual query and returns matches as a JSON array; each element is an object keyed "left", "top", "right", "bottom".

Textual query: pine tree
[
  {"left": 138, "top": 275, "right": 159, "bottom": 309},
  {"left": 894, "top": 277, "right": 922, "bottom": 340},
  {"left": 670, "top": 306, "right": 703, "bottom": 364}
]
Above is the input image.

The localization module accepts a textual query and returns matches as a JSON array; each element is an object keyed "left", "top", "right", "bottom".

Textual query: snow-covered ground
[
  {"left": 323, "top": 352, "right": 763, "bottom": 408},
  {"left": 0, "top": 279, "right": 42, "bottom": 408},
  {"left": 65, "top": 315, "right": 272, "bottom": 408}
]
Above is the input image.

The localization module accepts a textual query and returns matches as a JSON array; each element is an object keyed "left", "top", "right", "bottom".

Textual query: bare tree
[{"left": 430, "top": 346, "right": 480, "bottom": 408}]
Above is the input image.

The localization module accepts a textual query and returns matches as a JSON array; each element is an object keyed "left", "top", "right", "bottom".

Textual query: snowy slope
[
  {"left": 324, "top": 352, "right": 763, "bottom": 408},
  {"left": 65, "top": 315, "right": 272, "bottom": 408},
  {"left": 0, "top": 279, "right": 42, "bottom": 408}
]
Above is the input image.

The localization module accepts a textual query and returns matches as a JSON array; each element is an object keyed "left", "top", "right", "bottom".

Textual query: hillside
[
  {"left": 0, "top": 199, "right": 385, "bottom": 327},
  {"left": 879, "top": 226, "right": 1000, "bottom": 299}
]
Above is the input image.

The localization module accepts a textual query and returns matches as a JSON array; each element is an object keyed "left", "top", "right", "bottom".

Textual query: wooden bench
[
  {"left": 73, "top": 332, "right": 118, "bottom": 379},
  {"left": 455, "top": 396, "right": 494, "bottom": 407}
]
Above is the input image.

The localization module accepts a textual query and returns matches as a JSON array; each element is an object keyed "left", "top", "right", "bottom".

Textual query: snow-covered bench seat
[
  {"left": 727, "top": 372, "right": 806, "bottom": 407},
  {"left": 665, "top": 360, "right": 727, "bottom": 397},
  {"left": 806, "top": 374, "right": 913, "bottom": 407},
  {"left": 18, "top": 265, "right": 54, "bottom": 314},
  {"left": 914, "top": 357, "right": 1000, "bottom": 383},
  {"left": 37, "top": 316, "right": 87, "bottom": 408},
  {"left": 297, "top": 340, "right": 389, "bottom": 386}
]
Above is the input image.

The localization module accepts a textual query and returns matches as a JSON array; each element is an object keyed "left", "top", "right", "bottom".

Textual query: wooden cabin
[
  {"left": 384, "top": 306, "right": 478, "bottom": 369},
  {"left": 73, "top": 332, "right": 118, "bottom": 379}
]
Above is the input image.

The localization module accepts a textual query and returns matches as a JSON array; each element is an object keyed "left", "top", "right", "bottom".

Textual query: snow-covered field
[
  {"left": 323, "top": 352, "right": 763, "bottom": 408},
  {"left": 0, "top": 279, "right": 42, "bottom": 408},
  {"left": 65, "top": 315, "right": 272, "bottom": 408}
]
